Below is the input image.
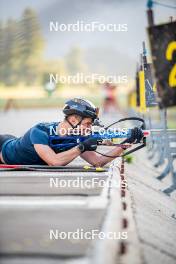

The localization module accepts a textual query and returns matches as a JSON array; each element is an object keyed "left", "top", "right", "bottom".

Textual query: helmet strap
[{"left": 65, "top": 116, "right": 83, "bottom": 129}]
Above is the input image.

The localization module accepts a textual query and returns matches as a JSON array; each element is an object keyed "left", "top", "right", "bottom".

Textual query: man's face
[
  {"left": 67, "top": 115, "right": 93, "bottom": 135},
  {"left": 80, "top": 117, "right": 93, "bottom": 132}
]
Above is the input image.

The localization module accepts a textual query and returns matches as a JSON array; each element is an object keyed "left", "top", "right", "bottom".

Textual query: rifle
[{"left": 49, "top": 117, "right": 149, "bottom": 158}]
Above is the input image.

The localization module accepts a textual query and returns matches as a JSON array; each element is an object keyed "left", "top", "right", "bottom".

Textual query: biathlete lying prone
[{"left": 0, "top": 98, "right": 143, "bottom": 166}]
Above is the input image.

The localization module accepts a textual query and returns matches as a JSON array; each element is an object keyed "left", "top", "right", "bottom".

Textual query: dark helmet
[{"left": 63, "top": 98, "right": 99, "bottom": 120}]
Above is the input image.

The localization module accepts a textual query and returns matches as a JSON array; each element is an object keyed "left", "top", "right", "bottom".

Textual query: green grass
[
  {"left": 0, "top": 97, "right": 103, "bottom": 110},
  {"left": 124, "top": 155, "right": 133, "bottom": 164},
  {"left": 167, "top": 121, "right": 176, "bottom": 129}
]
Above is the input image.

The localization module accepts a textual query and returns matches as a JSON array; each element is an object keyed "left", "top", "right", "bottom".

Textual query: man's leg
[
  {"left": 0, "top": 134, "right": 16, "bottom": 163},
  {"left": 0, "top": 152, "right": 4, "bottom": 163}
]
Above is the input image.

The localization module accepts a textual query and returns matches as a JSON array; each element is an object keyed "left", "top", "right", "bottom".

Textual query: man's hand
[
  {"left": 78, "top": 138, "right": 98, "bottom": 153},
  {"left": 126, "top": 127, "right": 143, "bottom": 143}
]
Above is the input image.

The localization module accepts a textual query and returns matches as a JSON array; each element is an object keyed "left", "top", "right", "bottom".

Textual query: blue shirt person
[{"left": 1, "top": 122, "right": 58, "bottom": 165}]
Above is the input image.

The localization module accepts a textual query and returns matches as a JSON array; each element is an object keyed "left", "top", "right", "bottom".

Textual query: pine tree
[
  {"left": 19, "top": 8, "right": 44, "bottom": 85},
  {"left": 0, "top": 21, "right": 5, "bottom": 83},
  {"left": 3, "top": 19, "right": 19, "bottom": 86}
]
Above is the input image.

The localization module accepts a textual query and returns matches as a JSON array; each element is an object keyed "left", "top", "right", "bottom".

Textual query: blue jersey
[{"left": 2, "top": 122, "right": 59, "bottom": 165}]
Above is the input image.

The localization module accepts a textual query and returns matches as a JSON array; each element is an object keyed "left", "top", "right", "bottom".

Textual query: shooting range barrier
[
  {"left": 0, "top": 158, "right": 140, "bottom": 264},
  {"left": 0, "top": 172, "right": 108, "bottom": 196}
]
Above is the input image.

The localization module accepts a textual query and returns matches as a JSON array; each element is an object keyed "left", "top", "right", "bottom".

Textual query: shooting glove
[
  {"left": 126, "top": 127, "right": 143, "bottom": 143},
  {"left": 78, "top": 138, "right": 98, "bottom": 153}
]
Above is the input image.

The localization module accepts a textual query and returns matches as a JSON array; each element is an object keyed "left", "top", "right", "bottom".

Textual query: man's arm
[
  {"left": 80, "top": 146, "right": 124, "bottom": 167},
  {"left": 34, "top": 144, "right": 81, "bottom": 166},
  {"left": 81, "top": 126, "right": 144, "bottom": 167}
]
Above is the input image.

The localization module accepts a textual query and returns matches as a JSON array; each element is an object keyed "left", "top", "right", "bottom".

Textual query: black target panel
[{"left": 148, "top": 21, "right": 176, "bottom": 108}]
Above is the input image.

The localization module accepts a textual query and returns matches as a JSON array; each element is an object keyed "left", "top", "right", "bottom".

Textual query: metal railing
[{"left": 146, "top": 109, "right": 176, "bottom": 195}]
